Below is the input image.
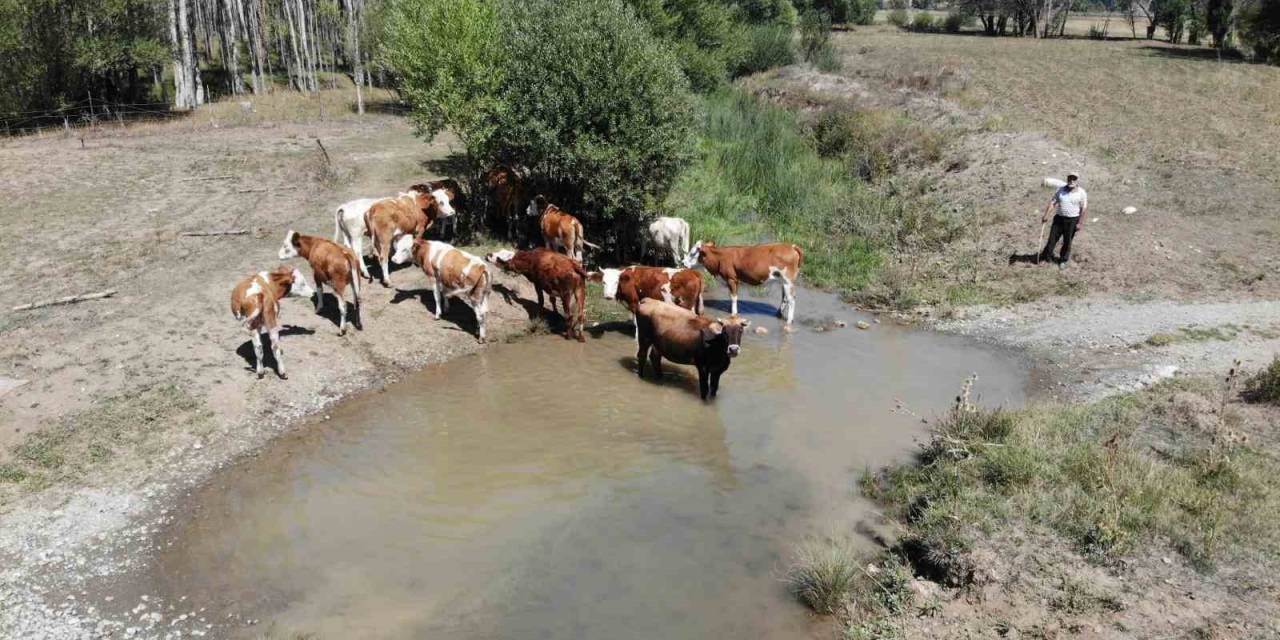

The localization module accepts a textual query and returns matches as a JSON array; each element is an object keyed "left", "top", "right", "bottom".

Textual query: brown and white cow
[
  {"left": 413, "top": 179, "right": 464, "bottom": 238},
  {"left": 589, "top": 266, "right": 704, "bottom": 327},
  {"left": 685, "top": 240, "right": 804, "bottom": 324},
  {"left": 634, "top": 299, "right": 749, "bottom": 400},
  {"left": 485, "top": 247, "right": 587, "bottom": 342},
  {"left": 278, "top": 230, "right": 362, "bottom": 335},
  {"left": 365, "top": 188, "right": 456, "bottom": 287},
  {"left": 527, "top": 195, "right": 598, "bottom": 261},
  {"left": 484, "top": 165, "right": 528, "bottom": 241},
  {"left": 229, "top": 266, "right": 316, "bottom": 379},
  {"left": 334, "top": 185, "right": 456, "bottom": 281},
  {"left": 392, "top": 236, "right": 492, "bottom": 342}
]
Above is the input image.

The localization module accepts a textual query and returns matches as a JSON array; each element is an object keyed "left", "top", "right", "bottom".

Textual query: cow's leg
[
  {"left": 649, "top": 349, "right": 662, "bottom": 376},
  {"left": 535, "top": 286, "right": 545, "bottom": 310},
  {"left": 782, "top": 276, "right": 796, "bottom": 324},
  {"left": 250, "top": 330, "right": 264, "bottom": 378},
  {"left": 710, "top": 369, "right": 722, "bottom": 398},
  {"left": 313, "top": 281, "right": 324, "bottom": 313},
  {"left": 697, "top": 365, "right": 710, "bottom": 400},
  {"left": 560, "top": 293, "right": 573, "bottom": 339},
  {"left": 636, "top": 340, "right": 649, "bottom": 378},
  {"left": 350, "top": 233, "right": 371, "bottom": 280},
  {"left": 270, "top": 327, "right": 287, "bottom": 379},
  {"left": 474, "top": 295, "right": 487, "bottom": 343},
  {"left": 728, "top": 279, "right": 739, "bottom": 316},
  {"left": 432, "top": 282, "right": 445, "bottom": 319}
]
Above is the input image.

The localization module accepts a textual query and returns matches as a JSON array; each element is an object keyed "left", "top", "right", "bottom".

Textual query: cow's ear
[{"left": 586, "top": 271, "right": 602, "bottom": 282}]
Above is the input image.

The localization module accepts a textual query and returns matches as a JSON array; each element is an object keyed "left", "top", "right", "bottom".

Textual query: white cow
[
  {"left": 333, "top": 188, "right": 455, "bottom": 280},
  {"left": 648, "top": 216, "right": 690, "bottom": 266}
]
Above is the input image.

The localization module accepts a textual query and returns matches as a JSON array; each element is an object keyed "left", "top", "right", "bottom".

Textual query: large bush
[
  {"left": 625, "top": 0, "right": 747, "bottom": 91},
  {"left": 1241, "top": 0, "right": 1280, "bottom": 62},
  {"left": 389, "top": 0, "right": 698, "bottom": 249}
]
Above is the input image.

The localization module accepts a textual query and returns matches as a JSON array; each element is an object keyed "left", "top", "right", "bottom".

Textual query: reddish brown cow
[
  {"left": 392, "top": 237, "right": 493, "bottom": 342},
  {"left": 278, "top": 230, "right": 362, "bottom": 335},
  {"left": 485, "top": 248, "right": 587, "bottom": 342},
  {"left": 229, "top": 266, "right": 315, "bottom": 379},
  {"left": 589, "top": 266, "right": 704, "bottom": 315},
  {"left": 365, "top": 189, "right": 455, "bottom": 287},
  {"left": 635, "top": 299, "right": 750, "bottom": 400},
  {"left": 685, "top": 240, "right": 804, "bottom": 324},
  {"left": 527, "top": 195, "right": 598, "bottom": 261},
  {"left": 484, "top": 166, "right": 527, "bottom": 240}
]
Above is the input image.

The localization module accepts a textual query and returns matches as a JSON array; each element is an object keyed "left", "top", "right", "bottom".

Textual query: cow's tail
[
  {"left": 333, "top": 206, "right": 344, "bottom": 243},
  {"left": 792, "top": 243, "right": 805, "bottom": 270},
  {"left": 472, "top": 266, "right": 493, "bottom": 306}
]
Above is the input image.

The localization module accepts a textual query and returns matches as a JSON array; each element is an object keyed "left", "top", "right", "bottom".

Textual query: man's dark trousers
[{"left": 1039, "top": 215, "right": 1078, "bottom": 264}]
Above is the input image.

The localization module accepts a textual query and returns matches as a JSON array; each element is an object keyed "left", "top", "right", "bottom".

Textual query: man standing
[{"left": 1039, "top": 172, "right": 1087, "bottom": 267}]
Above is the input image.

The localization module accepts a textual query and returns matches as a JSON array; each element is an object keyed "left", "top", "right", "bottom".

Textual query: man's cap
[{"left": 1067, "top": 172, "right": 1080, "bottom": 180}]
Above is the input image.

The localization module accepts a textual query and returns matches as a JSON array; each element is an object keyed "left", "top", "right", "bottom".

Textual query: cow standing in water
[
  {"left": 590, "top": 265, "right": 704, "bottom": 333},
  {"left": 685, "top": 241, "right": 803, "bottom": 324},
  {"left": 635, "top": 299, "right": 749, "bottom": 400}
]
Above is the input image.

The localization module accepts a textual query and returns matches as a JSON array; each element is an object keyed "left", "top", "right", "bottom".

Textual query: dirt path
[{"left": 0, "top": 101, "right": 545, "bottom": 639}]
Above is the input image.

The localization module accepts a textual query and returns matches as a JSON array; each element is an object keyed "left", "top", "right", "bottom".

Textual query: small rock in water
[
  {"left": 753, "top": 326, "right": 769, "bottom": 335},
  {"left": 856, "top": 321, "right": 871, "bottom": 330}
]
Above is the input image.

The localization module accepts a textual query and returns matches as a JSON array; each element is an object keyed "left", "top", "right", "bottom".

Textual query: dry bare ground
[{"left": 0, "top": 90, "right": 549, "bottom": 637}]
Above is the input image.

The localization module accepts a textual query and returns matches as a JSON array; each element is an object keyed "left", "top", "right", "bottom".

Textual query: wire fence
[{"left": 0, "top": 91, "right": 413, "bottom": 138}]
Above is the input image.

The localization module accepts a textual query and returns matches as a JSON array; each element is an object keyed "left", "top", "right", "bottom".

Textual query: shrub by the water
[
  {"left": 909, "top": 12, "right": 936, "bottom": 32},
  {"left": 887, "top": 8, "right": 910, "bottom": 27},
  {"left": 735, "top": 24, "right": 797, "bottom": 75},
  {"left": 800, "top": 10, "right": 841, "bottom": 71},
  {"left": 1243, "top": 357, "right": 1280, "bottom": 404}
]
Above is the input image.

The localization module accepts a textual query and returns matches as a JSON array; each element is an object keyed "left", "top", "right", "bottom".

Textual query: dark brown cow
[
  {"left": 229, "top": 266, "right": 315, "bottom": 379},
  {"left": 484, "top": 166, "right": 527, "bottom": 240},
  {"left": 634, "top": 299, "right": 749, "bottom": 400},
  {"left": 278, "top": 230, "right": 362, "bottom": 335},
  {"left": 589, "top": 266, "right": 704, "bottom": 315},
  {"left": 527, "top": 195, "right": 598, "bottom": 261},
  {"left": 485, "top": 248, "right": 587, "bottom": 342},
  {"left": 365, "top": 189, "right": 455, "bottom": 287},
  {"left": 685, "top": 240, "right": 804, "bottom": 324}
]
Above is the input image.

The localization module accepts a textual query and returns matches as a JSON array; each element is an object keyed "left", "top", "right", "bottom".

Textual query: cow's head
[
  {"left": 272, "top": 266, "right": 315, "bottom": 299},
  {"left": 587, "top": 268, "right": 624, "bottom": 299},
  {"left": 703, "top": 315, "right": 750, "bottom": 358},
  {"left": 277, "top": 230, "right": 301, "bottom": 260},
  {"left": 485, "top": 248, "right": 517, "bottom": 271},
  {"left": 431, "top": 188, "right": 456, "bottom": 217},
  {"left": 391, "top": 234, "right": 419, "bottom": 266},
  {"left": 684, "top": 240, "right": 712, "bottom": 269},
  {"left": 526, "top": 194, "right": 549, "bottom": 217}
]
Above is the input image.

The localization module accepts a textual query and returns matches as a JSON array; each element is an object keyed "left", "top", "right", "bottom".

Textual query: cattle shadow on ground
[
  {"left": 703, "top": 298, "right": 780, "bottom": 318},
  {"left": 234, "top": 325, "right": 316, "bottom": 376},
  {"left": 1008, "top": 253, "right": 1064, "bottom": 265},
  {"left": 388, "top": 287, "right": 481, "bottom": 336},
  {"left": 364, "top": 257, "right": 414, "bottom": 283},
  {"left": 615, "top": 356, "right": 699, "bottom": 396},
  {"left": 313, "top": 293, "right": 361, "bottom": 331}
]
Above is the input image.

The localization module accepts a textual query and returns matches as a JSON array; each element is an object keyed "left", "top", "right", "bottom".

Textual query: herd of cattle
[{"left": 230, "top": 169, "right": 804, "bottom": 400}]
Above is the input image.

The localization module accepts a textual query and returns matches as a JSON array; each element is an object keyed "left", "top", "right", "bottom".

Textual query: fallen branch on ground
[
  {"left": 235, "top": 186, "right": 298, "bottom": 194},
  {"left": 179, "top": 175, "right": 236, "bottom": 182},
  {"left": 13, "top": 290, "right": 117, "bottom": 312},
  {"left": 180, "top": 229, "right": 249, "bottom": 237}
]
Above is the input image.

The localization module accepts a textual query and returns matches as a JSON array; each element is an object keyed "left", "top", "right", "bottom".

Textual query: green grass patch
[
  {"left": 0, "top": 385, "right": 209, "bottom": 503},
  {"left": 863, "top": 377, "right": 1280, "bottom": 577},
  {"left": 668, "top": 90, "right": 958, "bottom": 305},
  {"left": 1138, "top": 324, "right": 1241, "bottom": 348}
]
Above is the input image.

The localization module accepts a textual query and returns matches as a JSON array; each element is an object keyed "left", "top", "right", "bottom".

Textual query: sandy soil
[{"left": 0, "top": 105, "right": 550, "bottom": 638}]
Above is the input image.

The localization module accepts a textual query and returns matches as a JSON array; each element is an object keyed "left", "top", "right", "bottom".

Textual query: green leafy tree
[
  {"left": 383, "top": 0, "right": 505, "bottom": 147},
  {"left": 488, "top": 0, "right": 698, "bottom": 246},
  {"left": 1241, "top": 0, "right": 1280, "bottom": 61}
]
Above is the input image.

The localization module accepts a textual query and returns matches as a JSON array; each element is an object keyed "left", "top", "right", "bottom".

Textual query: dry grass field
[{"left": 756, "top": 24, "right": 1280, "bottom": 307}]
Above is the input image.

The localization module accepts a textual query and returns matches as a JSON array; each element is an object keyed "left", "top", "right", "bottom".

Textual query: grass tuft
[
  {"left": 786, "top": 535, "right": 862, "bottom": 614},
  {"left": 1243, "top": 356, "right": 1280, "bottom": 404}
]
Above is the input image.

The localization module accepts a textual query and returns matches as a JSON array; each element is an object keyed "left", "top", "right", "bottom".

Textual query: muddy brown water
[{"left": 127, "top": 288, "right": 1029, "bottom": 639}]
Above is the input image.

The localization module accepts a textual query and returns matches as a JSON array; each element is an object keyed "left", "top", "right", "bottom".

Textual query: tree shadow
[
  {"left": 352, "top": 99, "right": 411, "bottom": 116},
  {"left": 586, "top": 319, "right": 635, "bottom": 338},
  {"left": 419, "top": 153, "right": 471, "bottom": 179},
  {"left": 1137, "top": 44, "right": 1247, "bottom": 63},
  {"left": 235, "top": 325, "right": 316, "bottom": 376}
]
